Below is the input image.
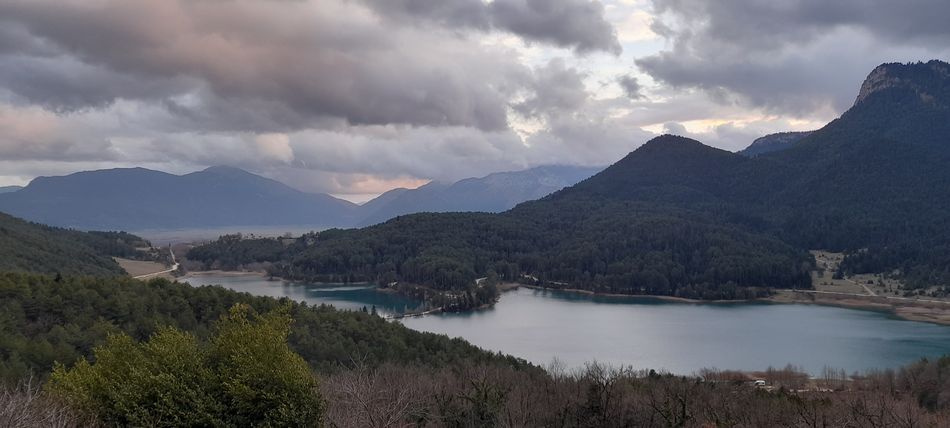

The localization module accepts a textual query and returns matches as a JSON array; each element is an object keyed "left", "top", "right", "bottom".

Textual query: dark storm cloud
[
  {"left": 490, "top": 0, "right": 621, "bottom": 55},
  {"left": 514, "top": 59, "right": 589, "bottom": 118},
  {"left": 362, "top": 0, "right": 621, "bottom": 55},
  {"left": 651, "top": 0, "right": 950, "bottom": 48},
  {"left": 0, "top": 55, "right": 192, "bottom": 112},
  {"left": 617, "top": 75, "right": 643, "bottom": 99},
  {"left": 0, "top": 0, "right": 550, "bottom": 132},
  {"left": 637, "top": 0, "right": 950, "bottom": 116}
]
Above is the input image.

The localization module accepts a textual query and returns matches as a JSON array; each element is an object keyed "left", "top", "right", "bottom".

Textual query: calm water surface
[
  {"left": 182, "top": 274, "right": 424, "bottom": 316},
  {"left": 184, "top": 274, "right": 950, "bottom": 374}
]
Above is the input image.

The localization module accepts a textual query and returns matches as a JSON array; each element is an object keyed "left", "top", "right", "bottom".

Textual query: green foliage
[
  {"left": 49, "top": 304, "right": 324, "bottom": 427},
  {"left": 0, "top": 272, "right": 528, "bottom": 383},
  {"left": 0, "top": 211, "right": 164, "bottom": 276},
  {"left": 185, "top": 233, "right": 285, "bottom": 270}
]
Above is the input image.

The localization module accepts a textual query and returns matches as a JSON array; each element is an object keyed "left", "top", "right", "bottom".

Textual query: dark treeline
[{"left": 0, "top": 272, "right": 528, "bottom": 384}]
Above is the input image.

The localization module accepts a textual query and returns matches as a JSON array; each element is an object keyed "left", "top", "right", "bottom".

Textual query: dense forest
[
  {"left": 190, "top": 61, "right": 950, "bottom": 301},
  {"left": 0, "top": 272, "right": 527, "bottom": 383},
  {"left": 0, "top": 212, "right": 163, "bottom": 276}
]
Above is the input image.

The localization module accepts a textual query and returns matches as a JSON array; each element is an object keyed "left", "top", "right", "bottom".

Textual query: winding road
[{"left": 133, "top": 246, "right": 179, "bottom": 279}]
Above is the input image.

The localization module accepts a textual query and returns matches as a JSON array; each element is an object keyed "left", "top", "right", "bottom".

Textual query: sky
[{"left": 1, "top": 0, "right": 948, "bottom": 202}]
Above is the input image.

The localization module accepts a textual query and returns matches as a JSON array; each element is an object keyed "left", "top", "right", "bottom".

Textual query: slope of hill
[
  {"left": 0, "top": 186, "right": 21, "bottom": 194},
  {"left": 357, "top": 165, "right": 600, "bottom": 226},
  {"left": 130, "top": 60, "right": 950, "bottom": 305},
  {"left": 0, "top": 166, "right": 358, "bottom": 230},
  {"left": 0, "top": 211, "right": 156, "bottom": 276},
  {"left": 0, "top": 272, "right": 530, "bottom": 384},
  {"left": 738, "top": 131, "right": 813, "bottom": 157}
]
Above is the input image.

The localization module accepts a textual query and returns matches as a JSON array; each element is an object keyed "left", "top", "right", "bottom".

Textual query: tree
[{"left": 48, "top": 304, "right": 324, "bottom": 427}]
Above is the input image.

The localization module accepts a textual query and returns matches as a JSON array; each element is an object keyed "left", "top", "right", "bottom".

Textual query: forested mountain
[
  {"left": 357, "top": 165, "right": 600, "bottom": 226},
  {"left": 190, "top": 60, "right": 950, "bottom": 305},
  {"left": 738, "top": 131, "right": 813, "bottom": 157},
  {"left": 0, "top": 166, "right": 358, "bottom": 230},
  {"left": 0, "top": 211, "right": 157, "bottom": 276},
  {"left": 0, "top": 186, "right": 20, "bottom": 194}
]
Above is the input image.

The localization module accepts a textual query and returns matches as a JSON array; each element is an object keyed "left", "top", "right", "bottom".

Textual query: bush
[{"left": 48, "top": 304, "right": 324, "bottom": 427}]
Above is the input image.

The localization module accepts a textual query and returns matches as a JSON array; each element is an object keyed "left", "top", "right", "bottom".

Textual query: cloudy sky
[{"left": 1, "top": 0, "right": 948, "bottom": 202}]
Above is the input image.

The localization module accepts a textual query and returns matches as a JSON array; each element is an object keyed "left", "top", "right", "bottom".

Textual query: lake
[
  {"left": 183, "top": 274, "right": 950, "bottom": 375},
  {"left": 182, "top": 274, "right": 425, "bottom": 316}
]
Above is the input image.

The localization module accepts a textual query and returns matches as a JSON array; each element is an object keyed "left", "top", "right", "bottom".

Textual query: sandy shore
[{"left": 769, "top": 290, "right": 950, "bottom": 326}]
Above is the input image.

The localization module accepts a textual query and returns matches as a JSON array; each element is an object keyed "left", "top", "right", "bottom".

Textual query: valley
[{"left": 4, "top": 0, "right": 950, "bottom": 423}]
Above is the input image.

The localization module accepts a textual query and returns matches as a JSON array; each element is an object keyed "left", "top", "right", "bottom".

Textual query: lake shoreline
[
  {"left": 518, "top": 284, "right": 758, "bottom": 304},
  {"left": 180, "top": 269, "right": 269, "bottom": 279},
  {"left": 518, "top": 284, "right": 950, "bottom": 326},
  {"left": 769, "top": 290, "right": 950, "bottom": 326},
  {"left": 179, "top": 271, "right": 950, "bottom": 326}
]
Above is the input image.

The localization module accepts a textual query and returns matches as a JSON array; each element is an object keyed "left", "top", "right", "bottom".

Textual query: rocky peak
[{"left": 854, "top": 60, "right": 950, "bottom": 106}]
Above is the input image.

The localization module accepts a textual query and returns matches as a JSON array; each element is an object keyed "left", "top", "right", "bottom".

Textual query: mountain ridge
[
  {"left": 356, "top": 165, "right": 601, "bottom": 226},
  {"left": 0, "top": 166, "right": 358, "bottom": 230}
]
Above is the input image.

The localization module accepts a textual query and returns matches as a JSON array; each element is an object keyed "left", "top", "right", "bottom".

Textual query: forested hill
[
  {"left": 0, "top": 273, "right": 527, "bottom": 383},
  {"left": 189, "top": 60, "right": 950, "bottom": 304},
  {"left": 0, "top": 211, "right": 156, "bottom": 276}
]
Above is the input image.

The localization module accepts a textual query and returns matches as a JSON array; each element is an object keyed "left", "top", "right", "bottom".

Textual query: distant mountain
[
  {"left": 0, "top": 166, "right": 357, "bottom": 230},
  {"left": 738, "top": 131, "right": 813, "bottom": 157},
  {"left": 357, "top": 165, "right": 600, "bottom": 226},
  {"left": 0, "top": 186, "right": 21, "bottom": 194},
  {"left": 190, "top": 60, "right": 950, "bottom": 304}
]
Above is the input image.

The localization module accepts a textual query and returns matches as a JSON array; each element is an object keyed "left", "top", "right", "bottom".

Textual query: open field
[
  {"left": 767, "top": 251, "right": 950, "bottom": 325},
  {"left": 114, "top": 258, "right": 172, "bottom": 278}
]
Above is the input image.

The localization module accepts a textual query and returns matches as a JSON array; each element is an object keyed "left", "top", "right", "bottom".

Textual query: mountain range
[
  {"left": 0, "top": 186, "right": 21, "bottom": 194},
  {"left": 187, "top": 60, "right": 950, "bottom": 304},
  {"left": 0, "top": 166, "right": 358, "bottom": 230},
  {"left": 0, "top": 164, "right": 600, "bottom": 231},
  {"left": 358, "top": 165, "right": 600, "bottom": 226}
]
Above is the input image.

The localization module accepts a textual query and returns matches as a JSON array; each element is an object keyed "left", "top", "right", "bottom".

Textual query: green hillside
[
  {"left": 0, "top": 211, "right": 158, "bottom": 276},
  {"left": 0, "top": 273, "right": 528, "bottom": 383}
]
